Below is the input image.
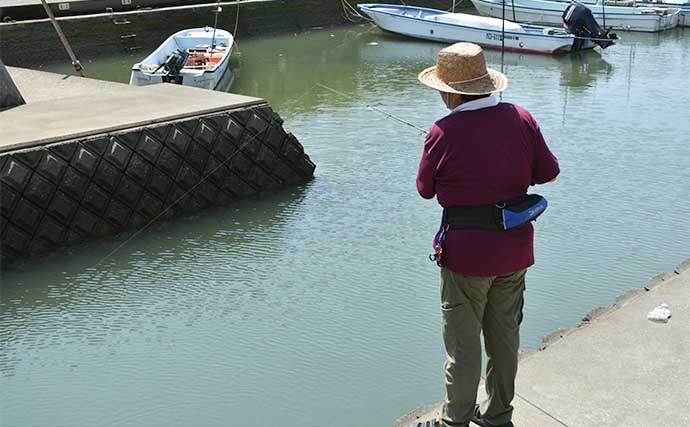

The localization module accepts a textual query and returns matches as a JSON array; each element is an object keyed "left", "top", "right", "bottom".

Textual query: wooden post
[
  {"left": 39, "top": 0, "right": 86, "bottom": 77},
  {"left": 0, "top": 59, "right": 26, "bottom": 111}
]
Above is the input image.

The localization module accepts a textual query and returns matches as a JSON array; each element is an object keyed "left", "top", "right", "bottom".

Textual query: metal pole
[
  {"left": 0, "top": 59, "right": 26, "bottom": 111},
  {"left": 39, "top": 0, "right": 85, "bottom": 77},
  {"left": 211, "top": 0, "right": 221, "bottom": 48}
]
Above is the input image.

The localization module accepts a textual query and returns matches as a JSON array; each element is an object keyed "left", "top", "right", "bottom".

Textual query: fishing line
[
  {"left": 500, "top": 0, "right": 506, "bottom": 101},
  {"left": 316, "top": 83, "right": 428, "bottom": 135},
  {"left": 91, "top": 123, "right": 273, "bottom": 268}
]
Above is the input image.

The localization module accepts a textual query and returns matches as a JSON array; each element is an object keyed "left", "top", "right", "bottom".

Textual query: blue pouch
[{"left": 500, "top": 195, "right": 548, "bottom": 230}]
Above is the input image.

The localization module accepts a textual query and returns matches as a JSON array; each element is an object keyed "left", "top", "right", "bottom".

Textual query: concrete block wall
[
  {"left": 0, "top": 103, "right": 315, "bottom": 263},
  {"left": 0, "top": 0, "right": 460, "bottom": 67}
]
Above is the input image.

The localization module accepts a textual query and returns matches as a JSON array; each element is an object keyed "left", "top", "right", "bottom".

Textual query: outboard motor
[
  {"left": 563, "top": 2, "right": 618, "bottom": 50},
  {"left": 160, "top": 49, "right": 188, "bottom": 84}
]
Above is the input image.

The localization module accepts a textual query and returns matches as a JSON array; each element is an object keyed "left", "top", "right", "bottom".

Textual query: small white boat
[
  {"left": 130, "top": 27, "right": 233, "bottom": 90},
  {"left": 357, "top": 4, "right": 616, "bottom": 55},
  {"left": 470, "top": 0, "right": 681, "bottom": 31}
]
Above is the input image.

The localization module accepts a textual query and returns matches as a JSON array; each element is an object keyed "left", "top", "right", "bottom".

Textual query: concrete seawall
[
  {"left": 0, "top": 0, "right": 455, "bottom": 67},
  {"left": 0, "top": 67, "right": 315, "bottom": 263}
]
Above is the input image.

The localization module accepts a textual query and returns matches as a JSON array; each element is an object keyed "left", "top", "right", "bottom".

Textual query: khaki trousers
[{"left": 440, "top": 268, "right": 526, "bottom": 427}]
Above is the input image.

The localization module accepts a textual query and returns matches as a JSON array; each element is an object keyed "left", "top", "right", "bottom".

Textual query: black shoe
[{"left": 470, "top": 405, "right": 515, "bottom": 427}]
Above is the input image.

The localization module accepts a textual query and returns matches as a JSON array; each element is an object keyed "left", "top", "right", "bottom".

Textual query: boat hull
[
  {"left": 358, "top": 4, "right": 589, "bottom": 55},
  {"left": 471, "top": 0, "right": 681, "bottom": 31},
  {"left": 130, "top": 27, "right": 233, "bottom": 90}
]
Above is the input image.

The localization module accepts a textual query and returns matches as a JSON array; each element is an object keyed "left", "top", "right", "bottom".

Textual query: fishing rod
[{"left": 315, "top": 83, "right": 428, "bottom": 135}]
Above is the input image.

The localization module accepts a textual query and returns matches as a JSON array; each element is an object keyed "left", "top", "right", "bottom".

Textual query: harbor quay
[
  {"left": 398, "top": 259, "right": 690, "bottom": 427},
  {"left": 0, "top": 66, "right": 315, "bottom": 263}
]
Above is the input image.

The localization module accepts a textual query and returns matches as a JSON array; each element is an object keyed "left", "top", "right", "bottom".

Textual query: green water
[{"left": 2, "top": 24, "right": 690, "bottom": 427}]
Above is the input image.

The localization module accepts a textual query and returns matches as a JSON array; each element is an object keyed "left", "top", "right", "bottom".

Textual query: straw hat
[{"left": 418, "top": 43, "right": 507, "bottom": 95}]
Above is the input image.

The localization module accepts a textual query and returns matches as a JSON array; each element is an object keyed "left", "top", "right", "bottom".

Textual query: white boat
[
  {"left": 470, "top": 0, "right": 681, "bottom": 31},
  {"left": 357, "top": 4, "right": 616, "bottom": 55},
  {"left": 130, "top": 27, "right": 233, "bottom": 90},
  {"left": 598, "top": 0, "right": 689, "bottom": 26}
]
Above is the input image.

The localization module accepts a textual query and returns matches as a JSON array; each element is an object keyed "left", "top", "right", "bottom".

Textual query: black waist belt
[{"left": 442, "top": 194, "right": 547, "bottom": 231}]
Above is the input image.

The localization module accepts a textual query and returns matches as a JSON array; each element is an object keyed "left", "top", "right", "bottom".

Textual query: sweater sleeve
[
  {"left": 416, "top": 124, "right": 444, "bottom": 199},
  {"left": 527, "top": 114, "right": 560, "bottom": 185}
]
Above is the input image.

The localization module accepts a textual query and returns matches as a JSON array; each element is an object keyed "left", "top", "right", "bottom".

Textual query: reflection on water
[{"left": 2, "top": 24, "right": 689, "bottom": 427}]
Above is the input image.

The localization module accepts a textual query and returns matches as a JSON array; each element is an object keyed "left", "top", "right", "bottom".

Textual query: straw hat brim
[{"left": 418, "top": 65, "right": 508, "bottom": 95}]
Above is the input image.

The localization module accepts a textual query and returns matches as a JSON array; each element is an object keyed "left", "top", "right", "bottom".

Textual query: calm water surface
[{"left": 2, "top": 24, "right": 689, "bottom": 427}]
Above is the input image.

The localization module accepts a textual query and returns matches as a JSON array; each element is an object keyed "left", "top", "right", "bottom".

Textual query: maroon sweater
[{"left": 417, "top": 102, "right": 560, "bottom": 277}]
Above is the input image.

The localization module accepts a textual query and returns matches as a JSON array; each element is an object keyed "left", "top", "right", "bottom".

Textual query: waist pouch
[{"left": 442, "top": 194, "right": 548, "bottom": 231}]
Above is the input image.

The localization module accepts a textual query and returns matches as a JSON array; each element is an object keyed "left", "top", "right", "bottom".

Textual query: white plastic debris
[
  {"left": 647, "top": 303, "right": 671, "bottom": 323},
  {"left": 369, "top": 42, "right": 379, "bottom": 46}
]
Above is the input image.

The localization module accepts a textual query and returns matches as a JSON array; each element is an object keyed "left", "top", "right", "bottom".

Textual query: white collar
[{"left": 447, "top": 94, "right": 499, "bottom": 117}]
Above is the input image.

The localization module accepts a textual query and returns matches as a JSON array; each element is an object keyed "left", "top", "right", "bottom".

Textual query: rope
[
  {"left": 233, "top": 0, "right": 240, "bottom": 38},
  {"left": 341, "top": 0, "right": 372, "bottom": 22}
]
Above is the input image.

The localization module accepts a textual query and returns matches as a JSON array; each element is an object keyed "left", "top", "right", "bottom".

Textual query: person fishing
[{"left": 416, "top": 43, "right": 559, "bottom": 427}]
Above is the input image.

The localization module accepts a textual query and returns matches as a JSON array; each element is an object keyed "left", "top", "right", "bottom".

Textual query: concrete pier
[
  {"left": 397, "top": 259, "right": 690, "bottom": 427},
  {"left": 0, "top": 67, "right": 315, "bottom": 263}
]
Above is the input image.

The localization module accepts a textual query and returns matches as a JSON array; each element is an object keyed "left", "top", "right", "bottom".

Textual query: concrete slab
[
  {"left": 397, "top": 263, "right": 690, "bottom": 427},
  {"left": 0, "top": 67, "right": 263, "bottom": 152}
]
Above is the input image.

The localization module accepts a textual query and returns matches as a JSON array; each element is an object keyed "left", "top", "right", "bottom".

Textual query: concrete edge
[
  {"left": 0, "top": 98, "right": 266, "bottom": 154},
  {"left": 524, "top": 257, "right": 690, "bottom": 354},
  {"left": 396, "top": 257, "right": 690, "bottom": 426}
]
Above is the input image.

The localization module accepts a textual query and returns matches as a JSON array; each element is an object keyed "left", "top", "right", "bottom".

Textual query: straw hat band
[
  {"left": 448, "top": 72, "right": 490, "bottom": 85},
  {"left": 417, "top": 42, "right": 508, "bottom": 95}
]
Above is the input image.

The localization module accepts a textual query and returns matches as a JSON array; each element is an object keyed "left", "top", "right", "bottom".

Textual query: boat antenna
[{"left": 211, "top": 0, "right": 221, "bottom": 48}]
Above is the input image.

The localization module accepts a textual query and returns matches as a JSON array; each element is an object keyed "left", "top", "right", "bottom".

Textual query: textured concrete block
[
  {"left": 4, "top": 224, "right": 31, "bottom": 253},
  {"left": 175, "top": 164, "right": 201, "bottom": 190},
  {"left": 167, "top": 127, "right": 192, "bottom": 156},
  {"left": 24, "top": 172, "right": 56, "bottom": 208},
  {"left": 49, "top": 143, "right": 77, "bottom": 162},
  {"left": 186, "top": 142, "right": 211, "bottom": 172},
  {"left": 125, "top": 153, "right": 152, "bottom": 183},
  {"left": 71, "top": 145, "right": 99, "bottom": 177},
  {"left": 114, "top": 177, "right": 143, "bottom": 206},
  {"left": 137, "top": 133, "right": 164, "bottom": 163},
  {"left": 12, "top": 198, "right": 41, "bottom": 234},
  {"left": 105, "top": 138, "right": 133, "bottom": 170},
  {"left": 156, "top": 146, "right": 183, "bottom": 178},
  {"left": 35, "top": 216, "right": 66, "bottom": 245},
  {"left": 71, "top": 209, "right": 99, "bottom": 234},
  {"left": 92, "top": 159, "right": 123, "bottom": 192},
  {"left": 83, "top": 183, "right": 111, "bottom": 215},
  {"left": 0, "top": 102, "right": 315, "bottom": 263},
  {"left": 148, "top": 171, "right": 174, "bottom": 199},
  {"left": 194, "top": 121, "right": 219, "bottom": 150},
  {"left": 1, "top": 158, "right": 31, "bottom": 191},
  {"left": 60, "top": 167, "right": 90, "bottom": 200},
  {"left": 220, "top": 116, "right": 244, "bottom": 143},
  {"left": 46, "top": 191, "right": 79, "bottom": 225},
  {"left": 1, "top": 186, "right": 19, "bottom": 217},
  {"left": 103, "top": 199, "right": 131, "bottom": 227},
  {"left": 135, "top": 191, "right": 163, "bottom": 219},
  {"left": 37, "top": 151, "right": 68, "bottom": 183},
  {"left": 14, "top": 149, "right": 42, "bottom": 169}
]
